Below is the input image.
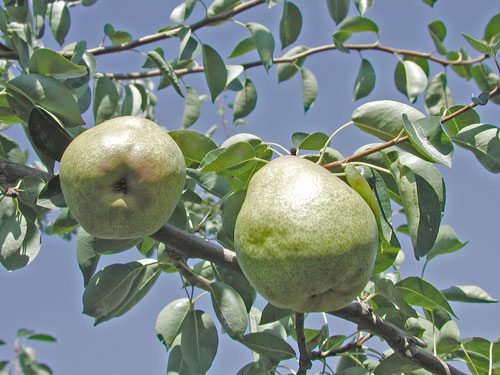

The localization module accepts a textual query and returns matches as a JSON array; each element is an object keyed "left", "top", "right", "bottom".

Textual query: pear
[
  {"left": 59, "top": 116, "right": 186, "bottom": 239},
  {"left": 234, "top": 155, "right": 378, "bottom": 312}
]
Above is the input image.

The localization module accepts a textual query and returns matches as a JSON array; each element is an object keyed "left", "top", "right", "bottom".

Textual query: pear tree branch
[
  {"left": 102, "top": 42, "right": 487, "bottom": 81},
  {"left": 322, "top": 84, "right": 500, "bottom": 170},
  {"left": 0, "top": 159, "right": 469, "bottom": 375}
]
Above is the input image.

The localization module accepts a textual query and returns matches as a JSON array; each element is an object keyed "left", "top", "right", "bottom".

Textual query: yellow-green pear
[
  {"left": 234, "top": 155, "right": 378, "bottom": 312},
  {"left": 59, "top": 116, "right": 186, "bottom": 239}
]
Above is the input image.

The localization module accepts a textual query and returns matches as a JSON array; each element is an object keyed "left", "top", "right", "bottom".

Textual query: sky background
[{"left": 1, "top": 1, "right": 500, "bottom": 374}]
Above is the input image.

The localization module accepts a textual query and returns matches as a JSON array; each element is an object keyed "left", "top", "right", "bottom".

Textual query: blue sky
[{"left": 1, "top": 1, "right": 500, "bottom": 374}]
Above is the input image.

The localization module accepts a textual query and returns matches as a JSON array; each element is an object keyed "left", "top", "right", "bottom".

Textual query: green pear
[
  {"left": 59, "top": 116, "right": 186, "bottom": 239},
  {"left": 234, "top": 155, "right": 378, "bottom": 312}
]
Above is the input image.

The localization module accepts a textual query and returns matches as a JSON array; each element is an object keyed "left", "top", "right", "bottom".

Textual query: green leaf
[
  {"left": 228, "top": 37, "right": 256, "bottom": 58},
  {"left": 326, "top": 0, "right": 349, "bottom": 25},
  {"left": 425, "top": 225, "right": 468, "bottom": 262},
  {"left": 354, "top": 0, "right": 373, "bottom": 15},
  {"left": 179, "top": 86, "right": 201, "bottom": 129},
  {"left": 47, "top": 1, "right": 70, "bottom": 45},
  {"left": 442, "top": 105, "right": 480, "bottom": 137},
  {"left": 170, "top": 1, "right": 196, "bottom": 23},
  {"left": 207, "top": 0, "right": 241, "bottom": 17},
  {"left": 425, "top": 72, "right": 453, "bottom": 116},
  {"left": 147, "top": 50, "right": 183, "bottom": 97},
  {"left": 76, "top": 228, "right": 142, "bottom": 256},
  {"left": 82, "top": 261, "right": 146, "bottom": 321},
  {"left": 394, "top": 60, "right": 428, "bottom": 103},
  {"left": 375, "top": 277, "right": 417, "bottom": 318},
  {"left": 402, "top": 115, "right": 454, "bottom": 167},
  {"left": 277, "top": 45, "right": 308, "bottom": 82},
  {"left": 236, "top": 358, "right": 274, "bottom": 375},
  {"left": 351, "top": 100, "right": 426, "bottom": 156},
  {"left": 215, "top": 265, "right": 256, "bottom": 312},
  {"left": 333, "top": 15, "right": 379, "bottom": 45},
  {"left": 166, "top": 335, "right": 194, "bottom": 375},
  {"left": 0, "top": 209, "right": 40, "bottom": 271},
  {"left": 428, "top": 20, "right": 447, "bottom": 55},
  {"left": 457, "top": 337, "right": 500, "bottom": 374},
  {"left": 94, "top": 259, "right": 161, "bottom": 324},
  {"left": 463, "top": 33, "right": 492, "bottom": 55},
  {"left": 279, "top": 1, "right": 302, "bottom": 49},
  {"left": 484, "top": 13, "right": 500, "bottom": 43},
  {"left": 259, "top": 303, "right": 293, "bottom": 325},
  {"left": 239, "top": 332, "right": 296, "bottom": 362},
  {"left": 120, "top": 84, "right": 143, "bottom": 116},
  {"left": 442, "top": 285, "right": 498, "bottom": 303},
  {"left": 0, "top": 133, "right": 24, "bottom": 164},
  {"left": 49, "top": 207, "right": 79, "bottom": 234},
  {"left": 27, "top": 107, "right": 73, "bottom": 162},
  {"left": 301, "top": 67, "right": 317, "bottom": 112},
  {"left": 187, "top": 168, "right": 231, "bottom": 198},
  {"left": 295, "top": 131, "right": 329, "bottom": 150},
  {"left": 7, "top": 74, "right": 85, "bottom": 127},
  {"left": 33, "top": 0, "right": 47, "bottom": 38},
  {"left": 103, "top": 23, "right": 132, "bottom": 45},
  {"left": 391, "top": 154, "right": 445, "bottom": 259},
  {"left": 200, "top": 141, "right": 256, "bottom": 174},
  {"left": 29, "top": 48, "right": 87, "bottom": 79},
  {"left": 169, "top": 129, "right": 217, "bottom": 167},
  {"left": 375, "top": 352, "right": 420, "bottom": 375},
  {"left": 37, "top": 176, "right": 66, "bottom": 210},
  {"left": 181, "top": 310, "right": 218, "bottom": 375},
  {"left": 27, "top": 334, "right": 57, "bottom": 342},
  {"left": 344, "top": 164, "right": 380, "bottom": 228},
  {"left": 449, "top": 48, "right": 473, "bottom": 81},
  {"left": 352, "top": 58, "right": 376, "bottom": 101},
  {"left": 76, "top": 242, "right": 99, "bottom": 286},
  {"left": 436, "top": 320, "right": 460, "bottom": 354},
  {"left": 210, "top": 281, "right": 248, "bottom": 339},
  {"left": 203, "top": 44, "right": 227, "bottom": 102},
  {"left": 452, "top": 123, "right": 500, "bottom": 173},
  {"left": 92, "top": 76, "right": 119, "bottom": 124},
  {"left": 222, "top": 189, "right": 246, "bottom": 243},
  {"left": 247, "top": 23, "right": 275, "bottom": 72},
  {"left": 397, "top": 276, "right": 456, "bottom": 316},
  {"left": 233, "top": 78, "right": 257, "bottom": 121},
  {"left": 155, "top": 298, "right": 191, "bottom": 350}
]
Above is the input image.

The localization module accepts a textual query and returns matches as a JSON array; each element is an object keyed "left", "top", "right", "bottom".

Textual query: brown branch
[
  {"left": 0, "top": 0, "right": 266, "bottom": 61},
  {"left": 0, "top": 159, "right": 469, "bottom": 375},
  {"left": 310, "top": 333, "right": 373, "bottom": 360},
  {"left": 295, "top": 312, "right": 312, "bottom": 375},
  {"left": 330, "top": 303, "right": 465, "bottom": 375},
  {"left": 165, "top": 246, "right": 212, "bottom": 291},
  {"left": 102, "top": 42, "right": 488, "bottom": 80},
  {"left": 322, "top": 84, "right": 500, "bottom": 170}
]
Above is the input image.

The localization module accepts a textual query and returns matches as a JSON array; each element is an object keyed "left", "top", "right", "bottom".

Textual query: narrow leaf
[
  {"left": 147, "top": 50, "right": 183, "bottom": 97},
  {"left": 233, "top": 78, "right": 257, "bottom": 121},
  {"left": 181, "top": 310, "right": 218, "bottom": 375},
  {"left": 442, "top": 285, "right": 498, "bottom": 303},
  {"left": 397, "top": 276, "right": 456, "bottom": 316},
  {"left": 353, "top": 58, "right": 376, "bottom": 101},
  {"left": 402, "top": 114, "right": 454, "bottom": 167},
  {"left": 203, "top": 44, "right": 227, "bottom": 102},
  {"left": 301, "top": 67, "right": 317, "bottom": 112},
  {"left": 209, "top": 281, "right": 248, "bottom": 339},
  {"left": 279, "top": 1, "right": 302, "bottom": 49},
  {"left": 452, "top": 123, "right": 500, "bottom": 173},
  {"left": 326, "top": 0, "right": 349, "bottom": 25},
  {"left": 247, "top": 22, "right": 275, "bottom": 71}
]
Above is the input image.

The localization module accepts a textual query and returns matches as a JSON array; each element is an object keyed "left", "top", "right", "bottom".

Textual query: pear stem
[{"left": 295, "top": 312, "right": 312, "bottom": 375}]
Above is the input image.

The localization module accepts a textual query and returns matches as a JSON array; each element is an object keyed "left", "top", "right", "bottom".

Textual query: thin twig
[{"left": 102, "top": 42, "right": 488, "bottom": 80}]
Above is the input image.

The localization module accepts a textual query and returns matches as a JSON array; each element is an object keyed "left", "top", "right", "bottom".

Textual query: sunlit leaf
[
  {"left": 203, "top": 44, "right": 227, "bottom": 102},
  {"left": 247, "top": 22, "right": 275, "bottom": 71},
  {"left": 301, "top": 67, "right": 317, "bottom": 112}
]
